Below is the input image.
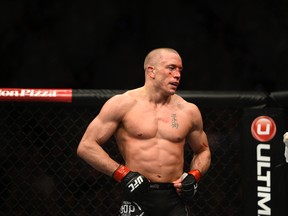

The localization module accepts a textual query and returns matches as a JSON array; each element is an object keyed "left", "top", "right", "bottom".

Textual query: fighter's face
[{"left": 154, "top": 52, "right": 182, "bottom": 94}]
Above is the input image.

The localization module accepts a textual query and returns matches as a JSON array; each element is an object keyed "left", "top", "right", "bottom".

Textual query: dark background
[{"left": 1, "top": 0, "right": 288, "bottom": 92}]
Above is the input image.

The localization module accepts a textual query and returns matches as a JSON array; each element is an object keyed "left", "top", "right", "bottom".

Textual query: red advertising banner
[{"left": 0, "top": 88, "right": 72, "bottom": 102}]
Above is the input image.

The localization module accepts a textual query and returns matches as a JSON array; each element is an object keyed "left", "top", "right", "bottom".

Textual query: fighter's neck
[{"left": 140, "top": 86, "right": 173, "bottom": 105}]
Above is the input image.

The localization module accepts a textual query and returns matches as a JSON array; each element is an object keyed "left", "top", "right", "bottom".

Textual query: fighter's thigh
[{"left": 168, "top": 206, "right": 189, "bottom": 216}]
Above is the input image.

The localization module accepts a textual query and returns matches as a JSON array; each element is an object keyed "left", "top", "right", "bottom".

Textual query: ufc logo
[{"left": 128, "top": 176, "right": 144, "bottom": 192}]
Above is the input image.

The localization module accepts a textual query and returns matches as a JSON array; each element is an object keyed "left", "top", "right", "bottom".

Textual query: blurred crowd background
[{"left": 1, "top": 0, "right": 288, "bottom": 92}]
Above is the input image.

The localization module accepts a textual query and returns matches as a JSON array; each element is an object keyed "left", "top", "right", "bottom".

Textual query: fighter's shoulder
[
  {"left": 175, "top": 95, "right": 203, "bottom": 129},
  {"left": 174, "top": 94, "right": 201, "bottom": 113},
  {"left": 105, "top": 89, "right": 138, "bottom": 108}
]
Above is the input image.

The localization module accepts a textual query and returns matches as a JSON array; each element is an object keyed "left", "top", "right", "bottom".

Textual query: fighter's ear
[{"left": 147, "top": 66, "right": 155, "bottom": 79}]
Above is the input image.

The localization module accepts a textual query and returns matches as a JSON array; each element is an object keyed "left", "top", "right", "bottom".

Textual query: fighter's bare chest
[{"left": 121, "top": 107, "right": 190, "bottom": 140}]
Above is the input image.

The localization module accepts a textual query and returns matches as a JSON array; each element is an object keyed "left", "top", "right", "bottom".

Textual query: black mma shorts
[{"left": 118, "top": 183, "right": 189, "bottom": 216}]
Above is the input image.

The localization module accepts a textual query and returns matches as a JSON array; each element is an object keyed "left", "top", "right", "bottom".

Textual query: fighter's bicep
[
  {"left": 83, "top": 93, "right": 132, "bottom": 145},
  {"left": 187, "top": 129, "right": 208, "bottom": 153},
  {"left": 83, "top": 114, "right": 119, "bottom": 145},
  {"left": 189, "top": 104, "right": 209, "bottom": 151}
]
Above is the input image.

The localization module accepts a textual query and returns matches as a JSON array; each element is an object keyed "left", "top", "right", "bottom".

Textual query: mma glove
[
  {"left": 181, "top": 169, "right": 201, "bottom": 203},
  {"left": 112, "top": 165, "right": 149, "bottom": 200}
]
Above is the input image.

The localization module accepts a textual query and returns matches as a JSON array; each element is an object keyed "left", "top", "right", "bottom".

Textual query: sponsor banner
[
  {"left": 243, "top": 108, "right": 287, "bottom": 216},
  {"left": 0, "top": 88, "right": 72, "bottom": 103}
]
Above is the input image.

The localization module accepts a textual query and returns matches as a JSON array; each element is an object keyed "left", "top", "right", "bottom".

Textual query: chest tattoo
[{"left": 171, "top": 114, "right": 179, "bottom": 128}]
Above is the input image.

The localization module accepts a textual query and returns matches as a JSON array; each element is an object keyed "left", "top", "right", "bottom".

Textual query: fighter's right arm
[{"left": 77, "top": 94, "right": 125, "bottom": 177}]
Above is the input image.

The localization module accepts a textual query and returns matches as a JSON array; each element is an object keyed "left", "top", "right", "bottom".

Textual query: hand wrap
[
  {"left": 284, "top": 132, "right": 288, "bottom": 146},
  {"left": 283, "top": 132, "right": 288, "bottom": 163},
  {"left": 113, "top": 165, "right": 149, "bottom": 200},
  {"left": 181, "top": 169, "right": 201, "bottom": 202}
]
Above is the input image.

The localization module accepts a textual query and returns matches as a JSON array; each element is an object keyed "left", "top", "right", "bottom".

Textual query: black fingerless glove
[
  {"left": 113, "top": 165, "right": 149, "bottom": 200},
  {"left": 181, "top": 169, "right": 201, "bottom": 202}
]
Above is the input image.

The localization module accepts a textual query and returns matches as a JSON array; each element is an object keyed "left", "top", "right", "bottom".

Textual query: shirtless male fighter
[{"left": 77, "top": 48, "right": 211, "bottom": 216}]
